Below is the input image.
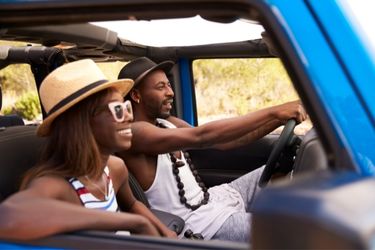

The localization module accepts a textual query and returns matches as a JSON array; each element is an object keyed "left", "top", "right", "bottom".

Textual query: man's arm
[
  {"left": 129, "top": 100, "right": 306, "bottom": 155},
  {"left": 213, "top": 119, "right": 283, "bottom": 150},
  {"left": 168, "top": 113, "right": 283, "bottom": 150}
]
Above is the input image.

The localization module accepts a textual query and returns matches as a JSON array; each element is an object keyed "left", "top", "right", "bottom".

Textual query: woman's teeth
[{"left": 118, "top": 128, "right": 131, "bottom": 135}]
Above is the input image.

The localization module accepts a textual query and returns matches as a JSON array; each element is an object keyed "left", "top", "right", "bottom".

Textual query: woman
[{"left": 0, "top": 59, "right": 176, "bottom": 240}]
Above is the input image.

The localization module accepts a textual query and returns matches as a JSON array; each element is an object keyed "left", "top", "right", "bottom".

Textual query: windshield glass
[{"left": 92, "top": 15, "right": 264, "bottom": 46}]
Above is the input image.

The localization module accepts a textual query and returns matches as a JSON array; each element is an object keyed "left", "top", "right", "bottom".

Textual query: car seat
[
  {"left": 0, "top": 125, "right": 184, "bottom": 234},
  {"left": 292, "top": 129, "right": 328, "bottom": 173}
]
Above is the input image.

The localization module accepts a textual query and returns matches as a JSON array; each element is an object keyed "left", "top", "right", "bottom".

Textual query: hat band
[
  {"left": 134, "top": 69, "right": 152, "bottom": 85},
  {"left": 46, "top": 79, "right": 108, "bottom": 117}
]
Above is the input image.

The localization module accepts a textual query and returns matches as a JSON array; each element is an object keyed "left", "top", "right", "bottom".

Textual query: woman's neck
[{"left": 96, "top": 154, "right": 109, "bottom": 173}]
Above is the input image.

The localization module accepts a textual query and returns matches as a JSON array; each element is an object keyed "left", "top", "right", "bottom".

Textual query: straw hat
[
  {"left": 37, "top": 59, "right": 134, "bottom": 136},
  {"left": 118, "top": 57, "right": 174, "bottom": 86}
]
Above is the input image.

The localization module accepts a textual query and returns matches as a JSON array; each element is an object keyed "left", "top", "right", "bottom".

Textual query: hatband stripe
[{"left": 46, "top": 79, "right": 108, "bottom": 117}]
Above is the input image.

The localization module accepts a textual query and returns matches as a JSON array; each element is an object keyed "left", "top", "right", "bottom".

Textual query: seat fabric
[
  {"left": 0, "top": 125, "right": 44, "bottom": 200},
  {"left": 293, "top": 129, "right": 328, "bottom": 173}
]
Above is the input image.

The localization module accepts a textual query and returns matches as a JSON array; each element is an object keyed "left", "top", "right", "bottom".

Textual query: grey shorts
[{"left": 211, "top": 166, "right": 264, "bottom": 242}]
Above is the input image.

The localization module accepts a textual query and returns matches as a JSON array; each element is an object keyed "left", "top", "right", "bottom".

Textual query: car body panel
[
  {"left": 310, "top": 0, "right": 375, "bottom": 123},
  {"left": 1, "top": 231, "right": 248, "bottom": 250},
  {"left": 0, "top": 243, "right": 62, "bottom": 250},
  {"left": 306, "top": 0, "right": 375, "bottom": 174},
  {"left": 265, "top": 0, "right": 375, "bottom": 174}
]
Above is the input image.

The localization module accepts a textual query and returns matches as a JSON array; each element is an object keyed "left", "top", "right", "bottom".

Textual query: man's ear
[{"left": 130, "top": 89, "right": 141, "bottom": 104}]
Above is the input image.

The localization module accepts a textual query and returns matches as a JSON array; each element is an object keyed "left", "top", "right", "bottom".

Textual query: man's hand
[{"left": 272, "top": 100, "right": 307, "bottom": 124}]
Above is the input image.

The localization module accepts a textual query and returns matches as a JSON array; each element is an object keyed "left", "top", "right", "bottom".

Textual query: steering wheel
[{"left": 258, "top": 119, "right": 297, "bottom": 188}]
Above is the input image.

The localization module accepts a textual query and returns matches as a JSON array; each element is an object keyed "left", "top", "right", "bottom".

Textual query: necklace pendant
[
  {"left": 175, "top": 161, "right": 185, "bottom": 168},
  {"left": 156, "top": 121, "right": 210, "bottom": 211}
]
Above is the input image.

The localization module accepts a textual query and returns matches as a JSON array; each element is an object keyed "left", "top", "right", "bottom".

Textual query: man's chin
[{"left": 158, "top": 112, "right": 171, "bottom": 119}]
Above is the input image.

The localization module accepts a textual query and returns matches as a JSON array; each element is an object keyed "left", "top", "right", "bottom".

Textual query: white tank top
[{"left": 145, "top": 119, "right": 245, "bottom": 239}]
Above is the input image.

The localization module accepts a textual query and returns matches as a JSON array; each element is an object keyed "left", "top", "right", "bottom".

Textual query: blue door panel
[
  {"left": 178, "top": 58, "right": 195, "bottom": 125},
  {"left": 307, "top": 0, "right": 375, "bottom": 125},
  {"left": 304, "top": 0, "right": 375, "bottom": 174},
  {"left": 267, "top": 0, "right": 375, "bottom": 174},
  {"left": 0, "top": 242, "right": 64, "bottom": 250}
]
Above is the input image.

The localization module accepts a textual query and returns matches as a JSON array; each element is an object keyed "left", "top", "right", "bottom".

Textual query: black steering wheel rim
[{"left": 258, "top": 119, "right": 297, "bottom": 188}]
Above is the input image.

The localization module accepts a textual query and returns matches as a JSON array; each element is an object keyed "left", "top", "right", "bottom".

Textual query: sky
[
  {"left": 93, "top": 16, "right": 264, "bottom": 47},
  {"left": 341, "top": 0, "right": 375, "bottom": 56},
  {"left": 93, "top": 1, "right": 374, "bottom": 53}
]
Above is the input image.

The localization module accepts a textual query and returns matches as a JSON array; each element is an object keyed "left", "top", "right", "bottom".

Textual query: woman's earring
[{"left": 136, "top": 99, "right": 140, "bottom": 104}]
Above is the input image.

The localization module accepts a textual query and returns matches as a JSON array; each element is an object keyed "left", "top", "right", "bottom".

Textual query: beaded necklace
[{"left": 156, "top": 121, "right": 209, "bottom": 211}]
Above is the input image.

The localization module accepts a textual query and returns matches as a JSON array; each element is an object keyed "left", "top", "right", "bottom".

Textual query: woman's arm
[
  {"left": 128, "top": 201, "right": 177, "bottom": 238},
  {"left": 0, "top": 176, "right": 159, "bottom": 240},
  {"left": 112, "top": 157, "right": 177, "bottom": 238}
]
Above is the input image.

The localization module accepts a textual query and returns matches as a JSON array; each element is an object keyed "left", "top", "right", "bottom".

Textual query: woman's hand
[
  {"left": 161, "top": 228, "right": 178, "bottom": 239},
  {"left": 136, "top": 216, "right": 161, "bottom": 236}
]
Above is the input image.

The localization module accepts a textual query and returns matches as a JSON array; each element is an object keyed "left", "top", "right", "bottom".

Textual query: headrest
[
  {"left": 0, "top": 115, "right": 25, "bottom": 127},
  {"left": 293, "top": 129, "right": 328, "bottom": 173}
]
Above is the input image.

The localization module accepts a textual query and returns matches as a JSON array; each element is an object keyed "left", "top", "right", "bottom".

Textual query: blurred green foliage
[
  {"left": 193, "top": 58, "right": 298, "bottom": 122},
  {"left": 0, "top": 64, "right": 36, "bottom": 94},
  {"left": 0, "top": 41, "right": 37, "bottom": 95},
  {"left": 0, "top": 41, "right": 40, "bottom": 121},
  {"left": 2, "top": 92, "right": 41, "bottom": 120}
]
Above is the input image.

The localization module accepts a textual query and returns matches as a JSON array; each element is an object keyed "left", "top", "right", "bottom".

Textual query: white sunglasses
[{"left": 107, "top": 100, "right": 133, "bottom": 122}]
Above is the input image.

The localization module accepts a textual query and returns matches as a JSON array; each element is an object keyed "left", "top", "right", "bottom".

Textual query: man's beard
[
  {"left": 158, "top": 111, "right": 171, "bottom": 119},
  {"left": 157, "top": 100, "right": 172, "bottom": 119}
]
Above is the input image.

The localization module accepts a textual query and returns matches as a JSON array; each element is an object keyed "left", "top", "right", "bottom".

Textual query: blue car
[{"left": 0, "top": 0, "right": 374, "bottom": 249}]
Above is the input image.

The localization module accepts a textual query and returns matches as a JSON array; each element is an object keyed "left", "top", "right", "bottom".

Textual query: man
[{"left": 117, "top": 57, "right": 307, "bottom": 242}]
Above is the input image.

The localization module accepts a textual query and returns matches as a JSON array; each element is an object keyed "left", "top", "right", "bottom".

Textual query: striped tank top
[{"left": 68, "top": 166, "right": 119, "bottom": 212}]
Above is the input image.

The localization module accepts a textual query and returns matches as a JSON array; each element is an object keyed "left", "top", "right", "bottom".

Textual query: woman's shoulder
[
  {"left": 108, "top": 155, "right": 127, "bottom": 171},
  {"left": 28, "top": 175, "right": 69, "bottom": 187},
  {"left": 26, "top": 175, "right": 75, "bottom": 200},
  {"left": 107, "top": 155, "right": 128, "bottom": 184}
]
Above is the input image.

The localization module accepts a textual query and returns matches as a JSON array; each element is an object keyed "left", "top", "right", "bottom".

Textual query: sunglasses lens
[
  {"left": 125, "top": 102, "right": 132, "bottom": 115},
  {"left": 114, "top": 105, "right": 124, "bottom": 120}
]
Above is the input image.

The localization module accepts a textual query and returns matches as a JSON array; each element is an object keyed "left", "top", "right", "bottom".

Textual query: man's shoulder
[
  {"left": 117, "top": 150, "right": 157, "bottom": 176},
  {"left": 131, "top": 116, "right": 190, "bottom": 129},
  {"left": 116, "top": 149, "right": 154, "bottom": 164},
  {"left": 165, "top": 116, "right": 192, "bottom": 128},
  {"left": 157, "top": 118, "right": 177, "bottom": 128}
]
